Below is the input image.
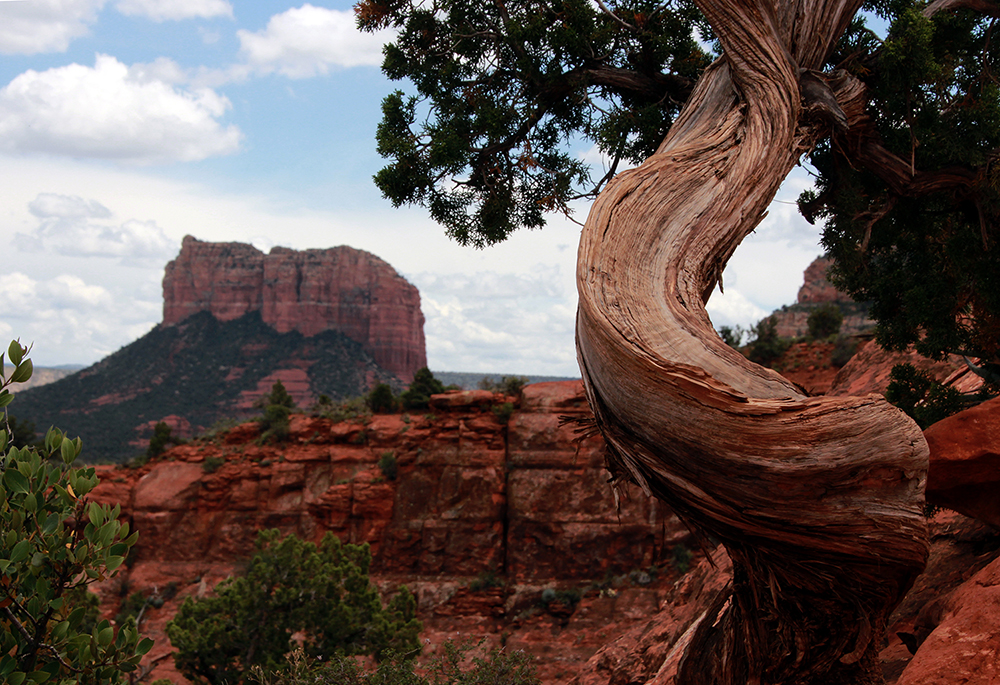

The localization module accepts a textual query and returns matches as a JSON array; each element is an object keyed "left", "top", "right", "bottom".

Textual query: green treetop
[
  {"left": 358, "top": 0, "right": 710, "bottom": 247},
  {"left": 361, "top": 0, "right": 1000, "bottom": 372},
  {"left": 167, "top": 529, "right": 422, "bottom": 685}
]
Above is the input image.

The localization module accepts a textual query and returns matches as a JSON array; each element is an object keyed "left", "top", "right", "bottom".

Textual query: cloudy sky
[{"left": 0, "top": 0, "right": 825, "bottom": 377}]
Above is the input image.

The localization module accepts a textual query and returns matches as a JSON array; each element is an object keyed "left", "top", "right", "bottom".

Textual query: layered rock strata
[
  {"left": 89, "top": 382, "right": 692, "bottom": 684},
  {"left": 162, "top": 236, "right": 426, "bottom": 381},
  {"left": 86, "top": 381, "right": 1000, "bottom": 684}
]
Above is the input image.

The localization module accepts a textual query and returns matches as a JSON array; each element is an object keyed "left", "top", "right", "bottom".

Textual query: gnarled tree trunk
[{"left": 576, "top": 0, "right": 929, "bottom": 682}]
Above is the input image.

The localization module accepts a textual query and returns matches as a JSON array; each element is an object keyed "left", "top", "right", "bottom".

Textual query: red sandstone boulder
[
  {"left": 162, "top": 235, "right": 426, "bottom": 381},
  {"left": 924, "top": 396, "right": 1000, "bottom": 529},
  {"left": 428, "top": 389, "right": 497, "bottom": 410},
  {"left": 828, "top": 340, "right": 982, "bottom": 397},
  {"left": 896, "top": 554, "right": 1000, "bottom": 685}
]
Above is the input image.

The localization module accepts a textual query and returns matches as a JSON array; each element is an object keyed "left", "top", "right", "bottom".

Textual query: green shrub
[
  {"left": 478, "top": 375, "right": 530, "bottom": 397},
  {"left": 468, "top": 571, "right": 503, "bottom": 592},
  {"left": 672, "top": 544, "right": 694, "bottom": 574},
  {"left": 367, "top": 383, "right": 398, "bottom": 413},
  {"left": 203, "top": 456, "right": 226, "bottom": 473},
  {"left": 540, "top": 587, "right": 581, "bottom": 607},
  {"left": 716, "top": 325, "right": 747, "bottom": 348},
  {"left": 747, "top": 316, "right": 791, "bottom": 367},
  {"left": 258, "top": 403, "right": 291, "bottom": 443},
  {"left": 147, "top": 420, "right": 181, "bottom": 459},
  {"left": 313, "top": 396, "right": 371, "bottom": 424},
  {"left": 492, "top": 401, "right": 515, "bottom": 424},
  {"left": 806, "top": 303, "right": 844, "bottom": 340},
  {"left": 0, "top": 339, "right": 153, "bottom": 683},
  {"left": 399, "top": 367, "right": 446, "bottom": 410},
  {"left": 378, "top": 452, "right": 398, "bottom": 480},
  {"left": 167, "top": 530, "right": 421, "bottom": 684}
]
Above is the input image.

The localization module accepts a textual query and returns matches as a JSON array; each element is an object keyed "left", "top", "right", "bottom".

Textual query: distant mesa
[
  {"left": 163, "top": 235, "right": 426, "bottom": 382},
  {"left": 14, "top": 237, "right": 427, "bottom": 461},
  {"left": 769, "top": 255, "right": 874, "bottom": 338}
]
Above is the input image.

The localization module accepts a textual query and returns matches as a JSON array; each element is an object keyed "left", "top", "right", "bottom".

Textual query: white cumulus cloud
[
  {"left": 18, "top": 192, "right": 179, "bottom": 264},
  {"left": 0, "top": 271, "right": 159, "bottom": 365},
  {"left": 412, "top": 267, "right": 578, "bottom": 374},
  {"left": 0, "top": 54, "right": 242, "bottom": 164},
  {"left": 237, "top": 4, "right": 392, "bottom": 78},
  {"left": 115, "top": 0, "right": 233, "bottom": 22},
  {"left": 0, "top": 0, "right": 105, "bottom": 55}
]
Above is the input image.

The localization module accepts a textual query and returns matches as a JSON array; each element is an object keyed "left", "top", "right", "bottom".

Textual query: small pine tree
[
  {"left": 147, "top": 421, "right": 175, "bottom": 459},
  {"left": 399, "top": 367, "right": 446, "bottom": 409},
  {"left": 257, "top": 380, "right": 296, "bottom": 443},
  {"left": 367, "top": 383, "right": 397, "bottom": 413},
  {"left": 265, "top": 380, "right": 296, "bottom": 409}
]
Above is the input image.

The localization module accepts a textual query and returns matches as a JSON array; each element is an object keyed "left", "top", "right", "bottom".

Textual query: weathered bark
[{"left": 575, "top": 0, "right": 929, "bottom": 683}]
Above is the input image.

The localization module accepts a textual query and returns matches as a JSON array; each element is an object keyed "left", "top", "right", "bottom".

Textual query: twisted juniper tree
[{"left": 361, "top": 0, "right": 999, "bottom": 681}]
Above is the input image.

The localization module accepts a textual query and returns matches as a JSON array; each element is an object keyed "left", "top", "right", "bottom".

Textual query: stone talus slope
[{"left": 162, "top": 235, "right": 426, "bottom": 381}]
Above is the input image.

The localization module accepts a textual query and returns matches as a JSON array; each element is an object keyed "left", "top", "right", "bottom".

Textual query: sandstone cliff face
[
  {"left": 90, "top": 382, "right": 693, "bottom": 684},
  {"left": 162, "top": 236, "right": 426, "bottom": 381},
  {"left": 87, "top": 381, "right": 1000, "bottom": 685},
  {"left": 770, "top": 256, "right": 874, "bottom": 338}
]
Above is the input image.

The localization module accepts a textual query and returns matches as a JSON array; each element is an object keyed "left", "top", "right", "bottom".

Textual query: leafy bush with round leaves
[{"left": 1, "top": 340, "right": 152, "bottom": 685}]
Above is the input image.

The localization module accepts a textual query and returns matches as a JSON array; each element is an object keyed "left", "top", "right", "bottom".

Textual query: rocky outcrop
[
  {"left": 16, "top": 311, "right": 397, "bottom": 461},
  {"left": 924, "top": 396, "right": 1000, "bottom": 529},
  {"left": 796, "top": 256, "right": 847, "bottom": 304},
  {"left": 162, "top": 236, "right": 426, "bottom": 381},
  {"left": 769, "top": 256, "right": 874, "bottom": 338},
  {"left": 86, "top": 381, "right": 1000, "bottom": 685},
  {"left": 89, "top": 382, "right": 694, "bottom": 684},
  {"left": 827, "top": 339, "right": 982, "bottom": 397},
  {"left": 895, "top": 551, "right": 1000, "bottom": 685},
  {"left": 572, "top": 511, "right": 1000, "bottom": 685}
]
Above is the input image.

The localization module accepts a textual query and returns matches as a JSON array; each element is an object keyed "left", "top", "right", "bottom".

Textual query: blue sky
[{"left": 0, "top": 0, "right": 826, "bottom": 376}]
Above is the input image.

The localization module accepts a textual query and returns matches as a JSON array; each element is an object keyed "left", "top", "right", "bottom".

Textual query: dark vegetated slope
[{"left": 14, "top": 311, "right": 398, "bottom": 462}]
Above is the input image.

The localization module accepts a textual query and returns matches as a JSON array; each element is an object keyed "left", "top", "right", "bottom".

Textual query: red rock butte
[{"left": 162, "top": 236, "right": 426, "bottom": 381}]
